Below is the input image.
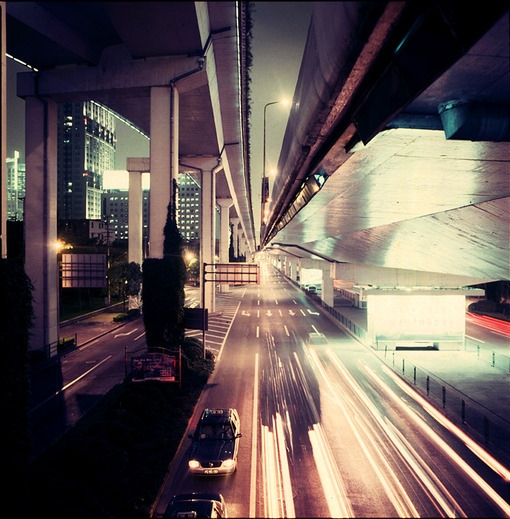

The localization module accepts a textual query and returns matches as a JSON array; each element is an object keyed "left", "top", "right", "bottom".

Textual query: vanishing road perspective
[
  {"left": 4, "top": 3, "right": 509, "bottom": 518},
  {"left": 152, "top": 263, "right": 510, "bottom": 518}
]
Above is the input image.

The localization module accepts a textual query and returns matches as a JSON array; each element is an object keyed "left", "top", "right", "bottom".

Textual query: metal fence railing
[
  {"left": 380, "top": 349, "right": 510, "bottom": 458},
  {"left": 464, "top": 341, "right": 510, "bottom": 373},
  {"left": 313, "top": 291, "right": 510, "bottom": 460}
]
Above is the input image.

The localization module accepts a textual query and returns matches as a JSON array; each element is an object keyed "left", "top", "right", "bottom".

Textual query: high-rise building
[
  {"left": 101, "top": 173, "right": 200, "bottom": 247},
  {"left": 6, "top": 151, "right": 26, "bottom": 221},
  {"left": 102, "top": 189, "right": 150, "bottom": 245},
  {"left": 177, "top": 172, "right": 201, "bottom": 243},
  {"left": 58, "top": 101, "right": 116, "bottom": 220}
]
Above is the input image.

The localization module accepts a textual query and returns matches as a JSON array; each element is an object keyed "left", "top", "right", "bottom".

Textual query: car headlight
[
  {"left": 222, "top": 459, "right": 235, "bottom": 469},
  {"left": 188, "top": 460, "right": 200, "bottom": 469}
]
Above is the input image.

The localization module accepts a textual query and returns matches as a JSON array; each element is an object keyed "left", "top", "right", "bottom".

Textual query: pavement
[{"left": 53, "top": 286, "right": 510, "bottom": 466}]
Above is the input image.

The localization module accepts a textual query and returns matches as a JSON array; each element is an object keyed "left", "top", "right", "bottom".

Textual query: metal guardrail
[
  {"left": 383, "top": 349, "right": 510, "bottom": 459},
  {"left": 464, "top": 341, "right": 510, "bottom": 373},
  {"left": 317, "top": 294, "right": 510, "bottom": 459}
]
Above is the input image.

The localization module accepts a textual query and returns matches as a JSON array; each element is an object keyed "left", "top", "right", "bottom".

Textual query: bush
[{"left": 27, "top": 353, "right": 214, "bottom": 518}]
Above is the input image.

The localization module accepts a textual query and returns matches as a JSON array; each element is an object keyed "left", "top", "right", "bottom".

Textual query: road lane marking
[
  {"left": 114, "top": 328, "right": 138, "bottom": 338},
  {"left": 30, "top": 355, "right": 113, "bottom": 413},
  {"left": 250, "top": 354, "right": 259, "bottom": 517}
]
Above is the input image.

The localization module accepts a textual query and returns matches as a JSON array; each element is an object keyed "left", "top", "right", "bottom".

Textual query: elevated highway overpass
[
  {"left": 2, "top": 2, "right": 509, "bottom": 354},
  {"left": 262, "top": 3, "right": 509, "bottom": 289}
]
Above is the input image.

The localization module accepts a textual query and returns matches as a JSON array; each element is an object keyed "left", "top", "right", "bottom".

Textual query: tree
[
  {"left": 142, "top": 191, "right": 186, "bottom": 352},
  {"left": 1, "top": 258, "right": 33, "bottom": 515}
]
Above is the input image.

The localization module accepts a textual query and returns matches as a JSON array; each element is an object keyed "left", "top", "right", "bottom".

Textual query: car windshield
[{"left": 198, "top": 423, "right": 233, "bottom": 440}]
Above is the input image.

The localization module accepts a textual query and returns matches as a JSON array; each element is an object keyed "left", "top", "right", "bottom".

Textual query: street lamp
[{"left": 260, "top": 99, "right": 289, "bottom": 247}]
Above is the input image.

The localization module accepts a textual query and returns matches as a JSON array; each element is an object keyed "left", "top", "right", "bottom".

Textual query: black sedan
[
  {"left": 187, "top": 408, "right": 242, "bottom": 476},
  {"left": 163, "top": 492, "right": 227, "bottom": 518}
]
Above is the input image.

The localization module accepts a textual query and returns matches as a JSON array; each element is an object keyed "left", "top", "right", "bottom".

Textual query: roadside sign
[
  {"left": 131, "top": 353, "right": 176, "bottom": 382},
  {"left": 204, "top": 263, "right": 260, "bottom": 284},
  {"left": 184, "top": 307, "right": 208, "bottom": 330}
]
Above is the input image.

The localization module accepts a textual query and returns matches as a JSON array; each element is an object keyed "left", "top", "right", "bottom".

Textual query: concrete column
[
  {"left": 126, "top": 157, "right": 150, "bottom": 267},
  {"left": 201, "top": 163, "right": 221, "bottom": 312},
  {"left": 217, "top": 198, "right": 233, "bottom": 263},
  {"left": 217, "top": 198, "right": 233, "bottom": 293},
  {"left": 322, "top": 264, "right": 334, "bottom": 307},
  {"left": 239, "top": 232, "right": 246, "bottom": 258},
  {"left": 230, "top": 217, "right": 240, "bottom": 259},
  {"left": 25, "top": 96, "right": 59, "bottom": 354},
  {"left": 1, "top": 3, "right": 6, "bottom": 258},
  {"left": 149, "top": 86, "right": 178, "bottom": 258},
  {"left": 128, "top": 170, "right": 143, "bottom": 266}
]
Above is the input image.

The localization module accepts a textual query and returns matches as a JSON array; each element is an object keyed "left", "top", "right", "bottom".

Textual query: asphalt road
[
  {"left": 28, "top": 265, "right": 509, "bottom": 517},
  {"left": 152, "top": 264, "right": 510, "bottom": 518}
]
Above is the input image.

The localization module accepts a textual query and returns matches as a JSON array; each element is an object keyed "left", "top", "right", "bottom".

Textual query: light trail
[
  {"left": 293, "top": 351, "right": 353, "bottom": 517},
  {"left": 366, "top": 363, "right": 510, "bottom": 516},
  {"left": 327, "top": 351, "right": 469, "bottom": 517},
  {"left": 250, "top": 354, "right": 259, "bottom": 518},
  {"left": 262, "top": 423, "right": 288, "bottom": 518},
  {"left": 275, "top": 412, "right": 296, "bottom": 517},
  {"left": 308, "top": 423, "right": 354, "bottom": 518},
  {"left": 381, "top": 365, "right": 510, "bottom": 484},
  {"left": 309, "top": 349, "right": 417, "bottom": 517}
]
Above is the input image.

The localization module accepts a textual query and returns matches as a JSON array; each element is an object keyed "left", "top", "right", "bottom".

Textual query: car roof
[
  {"left": 307, "top": 332, "right": 329, "bottom": 344},
  {"left": 200, "top": 408, "right": 236, "bottom": 423},
  {"left": 165, "top": 493, "right": 225, "bottom": 518}
]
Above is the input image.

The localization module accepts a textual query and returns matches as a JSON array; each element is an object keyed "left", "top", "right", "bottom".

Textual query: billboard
[
  {"left": 131, "top": 353, "right": 177, "bottom": 382},
  {"left": 61, "top": 253, "right": 107, "bottom": 288}
]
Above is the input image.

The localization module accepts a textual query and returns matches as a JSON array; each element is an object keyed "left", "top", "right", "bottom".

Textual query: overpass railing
[{"left": 382, "top": 349, "right": 510, "bottom": 461}]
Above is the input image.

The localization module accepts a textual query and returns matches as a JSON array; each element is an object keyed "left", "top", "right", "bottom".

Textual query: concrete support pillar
[
  {"left": 217, "top": 198, "right": 233, "bottom": 263},
  {"left": 128, "top": 170, "right": 143, "bottom": 266},
  {"left": 126, "top": 157, "right": 150, "bottom": 266},
  {"left": 217, "top": 198, "right": 233, "bottom": 293},
  {"left": 322, "top": 264, "right": 334, "bottom": 307},
  {"left": 25, "top": 96, "right": 59, "bottom": 354},
  {"left": 201, "top": 163, "right": 220, "bottom": 312},
  {"left": 149, "top": 86, "right": 178, "bottom": 258},
  {"left": 1, "top": 3, "right": 6, "bottom": 258},
  {"left": 230, "top": 217, "right": 240, "bottom": 259},
  {"left": 241, "top": 233, "right": 248, "bottom": 259}
]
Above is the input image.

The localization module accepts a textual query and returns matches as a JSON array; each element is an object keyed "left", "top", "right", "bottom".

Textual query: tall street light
[{"left": 260, "top": 99, "right": 288, "bottom": 248}]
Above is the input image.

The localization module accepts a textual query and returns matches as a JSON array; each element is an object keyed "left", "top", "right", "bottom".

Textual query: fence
[
  {"left": 382, "top": 349, "right": 510, "bottom": 457},
  {"left": 312, "top": 289, "right": 510, "bottom": 459},
  {"left": 464, "top": 341, "right": 510, "bottom": 373}
]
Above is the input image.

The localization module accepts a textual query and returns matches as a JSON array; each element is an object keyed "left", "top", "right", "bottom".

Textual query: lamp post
[{"left": 260, "top": 100, "right": 280, "bottom": 248}]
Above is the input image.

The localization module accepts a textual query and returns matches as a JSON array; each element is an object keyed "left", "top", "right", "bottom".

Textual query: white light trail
[
  {"left": 310, "top": 349, "right": 417, "bottom": 517},
  {"left": 276, "top": 412, "right": 296, "bottom": 517},
  {"left": 250, "top": 354, "right": 259, "bottom": 517},
  {"left": 308, "top": 423, "right": 354, "bottom": 518},
  {"left": 379, "top": 365, "right": 510, "bottom": 516}
]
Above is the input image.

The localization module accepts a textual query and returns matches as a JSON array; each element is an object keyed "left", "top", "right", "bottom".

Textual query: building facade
[
  {"left": 6, "top": 151, "right": 26, "bottom": 221},
  {"left": 102, "top": 189, "right": 150, "bottom": 246},
  {"left": 177, "top": 172, "right": 201, "bottom": 243},
  {"left": 57, "top": 101, "right": 116, "bottom": 220}
]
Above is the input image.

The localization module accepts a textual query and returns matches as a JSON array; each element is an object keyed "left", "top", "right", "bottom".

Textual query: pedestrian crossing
[{"left": 185, "top": 288, "right": 242, "bottom": 357}]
